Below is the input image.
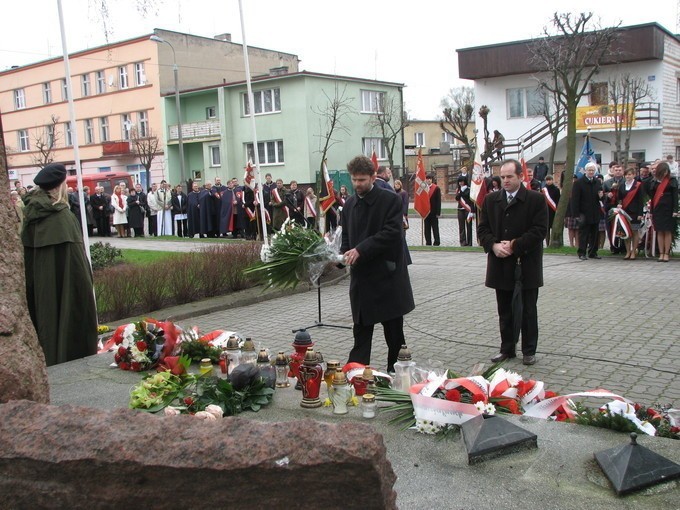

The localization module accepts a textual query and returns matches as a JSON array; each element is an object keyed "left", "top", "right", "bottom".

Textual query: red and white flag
[
  {"left": 470, "top": 160, "right": 488, "bottom": 209},
  {"left": 244, "top": 160, "right": 256, "bottom": 190},
  {"left": 520, "top": 148, "right": 531, "bottom": 187},
  {"left": 271, "top": 188, "right": 283, "bottom": 204},
  {"left": 414, "top": 148, "right": 431, "bottom": 218},
  {"left": 319, "top": 161, "right": 336, "bottom": 213},
  {"left": 371, "top": 149, "right": 379, "bottom": 173},
  {"left": 542, "top": 187, "right": 557, "bottom": 212}
]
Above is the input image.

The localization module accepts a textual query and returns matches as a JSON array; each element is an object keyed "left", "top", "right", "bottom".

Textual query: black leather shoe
[
  {"left": 578, "top": 255, "right": 587, "bottom": 261},
  {"left": 589, "top": 255, "right": 602, "bottom": 259},
  {"left": 522, "top": 355, "right": 536, "bottom": 365},
  {"left": 491, "top": 352, "right": 515, "bottom": 363}
]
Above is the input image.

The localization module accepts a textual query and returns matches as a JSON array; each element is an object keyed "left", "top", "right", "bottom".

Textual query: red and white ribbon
[
  {"left": 610, "top": 207, "right": 632, "bottom": 240},
  {"left": 542, "top": 187, "right": 557, "bottom": 212},
  {"left": 523, "top": 389, "right": 631, "bottom": 420}
]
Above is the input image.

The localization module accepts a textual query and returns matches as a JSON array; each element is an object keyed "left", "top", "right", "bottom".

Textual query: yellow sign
[{"left": 576, "top": 104, "right": 636, "bottom": 130}]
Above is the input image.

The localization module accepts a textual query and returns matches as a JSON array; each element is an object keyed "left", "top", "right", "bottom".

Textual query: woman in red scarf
[
  {"left": 618, "top": 167, "right": 644, "bottom": 260},
  {"left": 645, "top": 162, "right": 678, "bottom": 262},
  {"left": 111, "top": 185, "right": 128, "bottom": 238}
]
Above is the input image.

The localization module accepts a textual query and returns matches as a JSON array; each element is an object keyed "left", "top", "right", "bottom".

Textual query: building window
[
  {"left": 361, "top": 90, "right": 385, "bottom": 113},
  {"left": 507, "top": 87, "right": 545, "bottom": 119},
  {"left": 134, "top": 62, "right": 146, "bottom": 86},
  {"left": 243, "top": 88, "right": 281, "bottom": 115},
  {"left": 84, "top": 119, "right": 94, "bottom": 144},
  {"left": 18, "top": 130, "right": 30, "bottom": 151},
  {"left": 206, "top": 106, "right": 217, "bottom": 119},
  {"left": 99, "top": 117, "right": 109, "bottom": 142},
  {"left": 46, "top": 124, "right": 55, "bottom": 148},
  {"left": 119, "top": 66, "right": 129, "bottom": 89},
  {"left": 590, "top": 82, "right": 608, "bottom": 106},
  {"left": 64, "top": 122, "right": 73, "bottom": 146},
  {"left": 362, "top": 137, "right": 386, "bottom": 159},
  {"left": 60, "top": 79, "right": 68, "bottom": 101},
  {"left": 209, "top": 145, "right": 221, "bottom": 167},
  {"left": 415, "top": 132, "right": 425, "bottom": 147},
  {"left": 442, "top": 132, "right": 455, "bottom": 143},
  {"left": 677, "top": 78, "right": 680, "bottom": 105},
  {"left": 137, "top": 111, "right": 149, "bottom": 137},
  {"left": 43, "top": 82, "right": 52, "bottom": 104},
  {"left": 81, "top": 74, "right": 91, "bottom": 97},
  {"left": 121, "top": 113, "right": 132, "bottom": 140},
  {"left": 245, "top": 140, "right": 284, "bottom": 165},
  {"left": 95, "top": 71, "right": 106, "bottom": 94},
  {"left": 14, "top": 89, "right": 26, "bottom": 109}
]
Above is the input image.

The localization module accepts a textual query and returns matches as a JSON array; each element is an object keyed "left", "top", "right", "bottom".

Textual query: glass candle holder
[{"left": 361, "top": 393, "right": 377, "bottom": 419}]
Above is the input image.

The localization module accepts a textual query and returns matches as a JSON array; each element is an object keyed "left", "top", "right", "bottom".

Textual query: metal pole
[
  {"left": 173, "top": 62, "right": 186, "bottom": 190},
  {"left": 238, "top": 0, "right": 269, "bottom": 246},
  {"left": 56, "top": 0, "right": 91, "bottom": 265}
]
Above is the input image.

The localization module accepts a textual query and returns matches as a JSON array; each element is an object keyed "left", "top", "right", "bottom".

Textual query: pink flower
[
  {"left": 164, "top": 407, "right": 181, "bottom": 416},
  {"left": 204, "top": 404, "right": 223, "bottom": 419},
  {"left": 194, "top": 411, "right": 217, "bottom": 421}
]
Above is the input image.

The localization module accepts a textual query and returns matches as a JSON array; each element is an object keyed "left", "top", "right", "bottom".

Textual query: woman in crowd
[
  {"left": 339, "top": 184, "right": 350, "bottom": 203},
  {"left": 303, "top": 187, "right": 317, "bottom": 229},
  {"left": 618, "top": 167, "right": 645, "bottom": 260},
  {"left": 10, "top": 190, "right": 23, "bottom": 233},
  {"left": 21, "top": 163, "right": 98, "bottom": 366},
  {"left": 564, "top": 174, "right": 579, "bottom": 248},
  {"left": 111, "top": 184, "right": 128, "bottom": 238},
  {"left": 645, "top": 161, "right": 678, "bottom": 262},
  {"left": 126, "top": 187, "right": 145, "bottom": 238},
  {"left": 489, "top": 175, "right": 501, "bottom": 192},
  {"left": 394, "top": 179, "right": 409, "bottom": 229}
]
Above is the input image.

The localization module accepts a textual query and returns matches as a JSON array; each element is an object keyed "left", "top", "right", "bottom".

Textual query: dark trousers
[
  {"left": 350, "top": 316, "right": 405, "bottom": 372},
  {"left": 175, "top": 219, "right": 187, "bottom": 237},
  {"left": 148, "top": 215, "right": 157, "bottom": 236},
  {"left": 577, "top": 222, "right": 599, "bottom": 257},
  {"left": 495, "top": 288, "right": 539, "bottom": 356},
  {"left": 96, "top": 215, "right": 110, "bottom": 237},
  {"left": 424, "top": 214, "right": 440, "bottom": 245},
  {"left": 457, "top": 209, "right": 472, "bottom": 245}
]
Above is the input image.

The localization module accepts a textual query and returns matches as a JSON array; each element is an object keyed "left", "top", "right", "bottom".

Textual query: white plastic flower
[
  {"left": 485, "top": 403, "right": 496, "bottom": 415},
  {"left": 130, "top": 344, "right": 151, "bottom": 363},
  {"left": 121, "top": 323, "right": 136, "bottom": 348},
  {"left": 505, "top": 371, "right": 522, "bottom": 387},
  {"left": 164, "top": 406, "right": 181, "bottom": 416},
  {"left": 415, "top": 419, "right": 443, "bottom": 435},
  {"left": 474, "top": 401, "right": 487, "bottom": 413}
]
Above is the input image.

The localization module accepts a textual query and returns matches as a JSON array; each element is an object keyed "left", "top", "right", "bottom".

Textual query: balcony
[
  {"left": 168, "top": 120, "right": 221, "bottom": 141},
  {"left": 102, "top": 141, "right": 131, "bottom": 156}
]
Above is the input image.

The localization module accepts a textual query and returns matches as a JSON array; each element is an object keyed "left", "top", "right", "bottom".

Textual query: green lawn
[{"left": 119, "top": 249, "right": 182, "bottom": 265}]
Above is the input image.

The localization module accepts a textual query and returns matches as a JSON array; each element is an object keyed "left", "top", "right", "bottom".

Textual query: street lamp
[{"left": 150, "top": 35, "right": 186, "bottom": 189}]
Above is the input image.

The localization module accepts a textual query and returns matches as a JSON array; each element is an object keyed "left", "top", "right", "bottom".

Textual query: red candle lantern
[
  {"left": 299, "top": 349, "right": 323, "bottom": 408},
  {"left": 289, "top": 329, "right": 314, "bottom": 391}
]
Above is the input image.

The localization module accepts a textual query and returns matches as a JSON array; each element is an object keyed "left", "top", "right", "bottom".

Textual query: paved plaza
[{"left": 90, "top": 229, "right": 680, "bottom": 406}]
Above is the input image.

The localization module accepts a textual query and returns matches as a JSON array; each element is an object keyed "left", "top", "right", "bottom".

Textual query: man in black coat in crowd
[
  {"left": 186, "top": 182, "right": 201, "bottom": 238},
  {"left": 571, "top": 162, "right": 604, "bottom": 260},
  {"left": 90, "top": 185, "right": 111, "bottom": 236},
  {"left": 477, "top": 159, "right": 548, "bottom": 366},
  {"left": 424, "top": 175, "right": 441, "bottom": 246},
  {"left": 341, "top": 155, "right": 415, "bottom": 373},
  {"left": 533, "top": 157, "right": 550, "bottom": 185},
  {"left": 455, "top": 175, "right": 475, "bottom": 246}
]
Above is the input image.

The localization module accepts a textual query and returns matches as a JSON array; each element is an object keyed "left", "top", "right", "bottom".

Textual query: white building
[{"left": 457, "top": 23, "right": 679, "bottom": 169}]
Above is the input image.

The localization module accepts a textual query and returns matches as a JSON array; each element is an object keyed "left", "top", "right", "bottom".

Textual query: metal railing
[{"left": 168, "top": 120, "right": 221, "bottom": 141}]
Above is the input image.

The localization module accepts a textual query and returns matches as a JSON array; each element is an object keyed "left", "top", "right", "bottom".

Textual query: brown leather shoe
[
  {"left": 522, "top": 355, "right": 536, "bottom": 366},
  {"left": 491, "top": 352, "right": 516, "bottom": 363}
]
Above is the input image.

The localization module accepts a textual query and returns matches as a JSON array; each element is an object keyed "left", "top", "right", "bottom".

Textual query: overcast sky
[{"left": 1, "top": 0, "right": 675, "bottom": 119}]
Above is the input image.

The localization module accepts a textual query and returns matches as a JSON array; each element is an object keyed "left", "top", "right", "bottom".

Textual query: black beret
[{"left": 34, "top": 163, "right": 67, "bottom": 190}]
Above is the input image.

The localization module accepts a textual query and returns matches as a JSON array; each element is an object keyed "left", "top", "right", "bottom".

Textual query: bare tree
[
  {"left": 440, "top": 86, "right": 476, "bottom": 165},
  {"left": 130, "top": 127, "right": 160, "bottom": 188},
  {"left": 32, "top": 115, "right": 61, "bottom": 169},
  {"left": 365, "top": 92, "right": 409, "bottom": 173},
  {"left": 609, "top": 73, "right": 653, "bottom": 166},
  {"left": 313, "top": 83, "right": 355, "bottom": 173},
  {"left": 529, "top": 12, "right": 620, "bottom": 247},
  {"left": 535, "top": 84, "right": 566, "bottom": 174}
]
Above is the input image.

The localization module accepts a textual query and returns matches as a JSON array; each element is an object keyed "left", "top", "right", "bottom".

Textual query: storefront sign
[{"left": 576, "top": 104, "right": 636, "bottom": 130}]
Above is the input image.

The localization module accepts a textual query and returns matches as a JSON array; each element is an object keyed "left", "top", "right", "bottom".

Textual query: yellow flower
[{"left": 97, "top": 325, "right": 110, "bottom": 334}]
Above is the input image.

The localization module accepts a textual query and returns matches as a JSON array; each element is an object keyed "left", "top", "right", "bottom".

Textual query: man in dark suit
[
  {"left": 90, "top": 186, "right": 111, "bottom": 237},
  {"left": 424, "top": 175, "right": 441, "bottom": 246},
  {"left": 455, "top": 175, "right": 474, "bottom": 246},
  {"left": 341, "top": 155, "right": 415, "bottom": 373},
  {"left": 571, "top": 162, "right": 604, "bottom": 260},
  {"left": 477, "top": 159, "right": 548, "bottom": 366},
  {"left": 375, "top": 166, "right": 393, "bottom": 191}
]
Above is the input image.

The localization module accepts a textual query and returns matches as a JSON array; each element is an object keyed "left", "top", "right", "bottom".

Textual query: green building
[{"left": 161, "top": 70, "right": 405, "bottom": 187}]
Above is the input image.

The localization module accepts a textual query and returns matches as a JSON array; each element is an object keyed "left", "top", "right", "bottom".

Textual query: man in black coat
[
  {"left": 571, "top": 162, "right": 604, "bottom": 260},
  {"left": 455, "top": 175, "right": 475, "bottom": 246},
  {"left": 90, "top": 186, "right": 111, "bottom": 237},
  {"left": 423, "top": 175, "right": 441, "bottom": 246},
  {"left": 542, "top": 175, "right": 561, "bottom": 246},
  {"left": 341, "top": 155, "right": 415, "bottom": 373},
  {"left": 186, "top": 182, "right": 201, "bottom": 238},
  {"left": 477, "top": 159, "right": 548, "bottom": 366}
]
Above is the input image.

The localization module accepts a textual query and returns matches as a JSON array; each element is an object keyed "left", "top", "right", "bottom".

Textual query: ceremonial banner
[
  {"left": 414, "top": 148, "right": 430, "bottom": 218},
  {"left": 319, "top": 161, "right": 336, "bottom": 213}
]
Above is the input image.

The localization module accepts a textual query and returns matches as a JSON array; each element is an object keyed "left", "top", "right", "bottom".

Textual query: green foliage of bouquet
[{"left": 245, "top": 219, "right": 343, "bottom": 289}]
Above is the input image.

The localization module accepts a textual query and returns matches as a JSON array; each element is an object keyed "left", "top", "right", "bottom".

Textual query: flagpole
[{"left": 238, "top": 0, "right": 268, "bottom": 245}]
